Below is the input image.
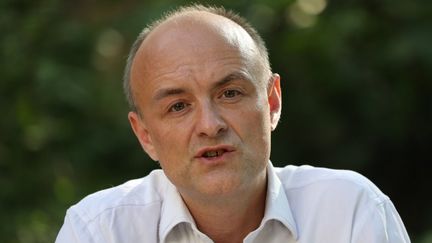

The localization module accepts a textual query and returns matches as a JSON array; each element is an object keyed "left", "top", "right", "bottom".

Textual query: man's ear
[
  {"left": 268, "top": 74, "right": 282, "bottom": 130},
  {"left": 128, "top": 111, "right": 159, "bottom": 161}
]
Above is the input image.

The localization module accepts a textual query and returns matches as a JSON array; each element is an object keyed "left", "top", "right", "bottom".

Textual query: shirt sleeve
[
  {"left": 352, "top": 198, "right": 411, "bottom": 243},
  {"left": 55, "top": 208, "right": 95, "bottom": 243}
]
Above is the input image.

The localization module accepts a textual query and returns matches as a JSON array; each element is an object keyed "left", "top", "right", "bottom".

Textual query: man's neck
[{"left": 180, "top": 173, "right": 268, "bottom": 243}]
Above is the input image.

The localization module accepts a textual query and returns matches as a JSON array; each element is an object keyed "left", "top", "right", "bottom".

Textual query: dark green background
[{"left": 1, "top": 0, "right": 431, "bottom": 242}]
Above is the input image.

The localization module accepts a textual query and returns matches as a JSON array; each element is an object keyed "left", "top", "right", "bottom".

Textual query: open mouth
[
  {"left": 202, "top": 149, "right": 226, "bottom": 158},
  {"left": 196, "top": 146, "right": 235, "bottom": 159}
]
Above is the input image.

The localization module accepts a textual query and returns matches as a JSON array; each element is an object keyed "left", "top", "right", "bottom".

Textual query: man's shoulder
[
  {"left": 67, "top": 169, "right": 168, "bottom": 223},
  {"left": 274, "top": 164, "right": 388, "bottom": 203}
]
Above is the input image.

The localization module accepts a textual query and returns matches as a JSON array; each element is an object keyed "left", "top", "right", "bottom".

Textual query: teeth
[
  {"left": 204, "top": 150, "right": 223, "bottom": 158},
  {"left": 205, "top": 151, "right": 218, "bottom": 157}
]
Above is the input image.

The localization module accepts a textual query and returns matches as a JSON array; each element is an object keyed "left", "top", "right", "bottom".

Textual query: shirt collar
[
  {"left": 158, "top": 162, "right": 299, "bottom": 241},
  {"left": 262, "top": 161, "right": 299, "bottom": 239},
  {"left": 159, "top": 178, "right": 195, "bottom": 243}
]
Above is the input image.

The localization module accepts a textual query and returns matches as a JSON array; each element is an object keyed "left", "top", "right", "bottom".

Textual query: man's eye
[
  {"left": 222, "top": 90, "right": 241, "bottom": 98},
  {"left": 169, "top": 102, "right": 187, "bottom": 112}
]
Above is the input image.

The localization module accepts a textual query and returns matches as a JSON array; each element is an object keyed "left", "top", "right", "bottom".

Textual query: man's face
[{"left": 129, "top": 13, "right": 281, "bottom": 202}]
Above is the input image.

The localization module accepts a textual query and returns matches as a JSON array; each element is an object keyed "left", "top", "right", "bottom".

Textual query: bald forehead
[
  {"left": 139, "top": 11, "right": 257, "bottom": 57},
  {"left": 128, "top": 10, "right": 267, "bottom": 102}
]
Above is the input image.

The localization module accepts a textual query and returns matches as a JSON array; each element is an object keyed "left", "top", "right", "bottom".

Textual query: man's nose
[{"left": 196, "top": 102, "right": 227, "bottom": 138}]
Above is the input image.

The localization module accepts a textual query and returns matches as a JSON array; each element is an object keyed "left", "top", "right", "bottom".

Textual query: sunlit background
[{"left": 1, "top": 0, "right": 431, "bottom": 242}]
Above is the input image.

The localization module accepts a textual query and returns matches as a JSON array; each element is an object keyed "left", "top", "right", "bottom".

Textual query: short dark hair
[{"left": 123, "top": 4, "right": 271, "bottom": 113}]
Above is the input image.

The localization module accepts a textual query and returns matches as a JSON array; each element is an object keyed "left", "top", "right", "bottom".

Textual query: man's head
[{"left": 125, "top": 4, "right": 282, "bottom": 202}]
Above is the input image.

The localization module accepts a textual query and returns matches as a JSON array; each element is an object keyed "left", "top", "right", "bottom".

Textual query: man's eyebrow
[
  {"left": 153, "top": 88, "right": 185, "bottom": 101},
  {"left": 214, "top": 72, "right": 250, "bottom": 88},
  {"left": 152, "top": 72, "right": 250, "bottom": 101}
]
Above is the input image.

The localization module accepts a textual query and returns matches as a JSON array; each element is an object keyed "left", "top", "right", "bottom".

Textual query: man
[{"left": 56, "top": 4, "right": 410, "bottom": 243}]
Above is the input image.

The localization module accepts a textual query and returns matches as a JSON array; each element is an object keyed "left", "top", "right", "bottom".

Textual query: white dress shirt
[{"left": 56, "top": 162, "right": 410, "bottom": 243}]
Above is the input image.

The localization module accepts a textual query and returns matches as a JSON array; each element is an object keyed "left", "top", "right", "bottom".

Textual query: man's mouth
[
  {"left": 196, "top": 146, "right": 235, "bottom": 159},
  {"left": 203, "top": 149, "right": 225, "bottom": 158}
]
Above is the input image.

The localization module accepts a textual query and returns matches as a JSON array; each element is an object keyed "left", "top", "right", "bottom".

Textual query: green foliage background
[{"left": 1, "top": 0, "right": 431, "bottom": 242}]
